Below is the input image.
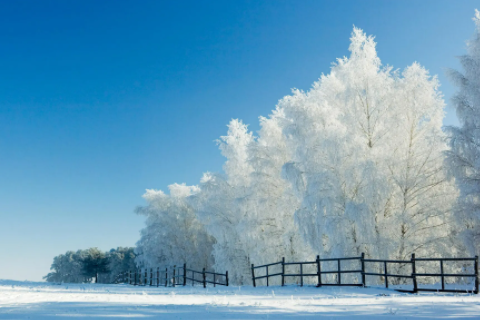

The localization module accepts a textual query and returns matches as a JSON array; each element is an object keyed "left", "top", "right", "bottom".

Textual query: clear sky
[{"left": 0, "top": 0, "right": 478, "bottom": 281}]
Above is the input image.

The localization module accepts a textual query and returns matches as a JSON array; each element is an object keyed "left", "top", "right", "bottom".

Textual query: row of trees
[
  {"left": 44, "top": 247, "right": 135, "bottom": 283},
  {"left": 45, "top": 11, "right": 480, "bottom": 286},
  {"left": 134, "top": 11, "right": 480, "bottom": 285}
]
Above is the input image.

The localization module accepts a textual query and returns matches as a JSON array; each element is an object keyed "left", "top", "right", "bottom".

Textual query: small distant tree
[
  {"left": 81, "top": 248, "right": 109, "bottom": 283},
  {"left": 105, "top": 247, "right": 136, "bottom": 283}
]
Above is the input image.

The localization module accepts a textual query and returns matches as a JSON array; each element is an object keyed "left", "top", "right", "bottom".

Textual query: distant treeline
[{"left": 44, "top": 247, "right": 136, "bottom": 283}]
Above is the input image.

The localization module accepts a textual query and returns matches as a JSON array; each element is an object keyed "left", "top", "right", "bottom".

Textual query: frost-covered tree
[
  {"left": 105, "top": 247, "right": 136, "bottom": 283},
  {"left": 275, "top": 28, "right": 457, "bottom": 266},
  {"left": 446, "top": 10, "right": 480, "bottom": 257},
  {"left": 44, "top": 250, "right": 84, "bottom": 283},
  {"left": 191, "top": 119, "right": 311, "bottom": 284},
  {"left": 81, "top": 247, "right": 109, "bottom": 283},
  {"left": 191, "top": 120, "right": 257, "bottom": 284},
  {"left": 135, "top": 183, "right": 215, "bottom": 270},
  {"left": 45, "top": 247, "right": 134, "bottom": 284}
]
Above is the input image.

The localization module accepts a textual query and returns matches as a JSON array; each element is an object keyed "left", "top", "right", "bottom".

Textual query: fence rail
[
  {"left": 251, "top": 253, "right": 479, "bottom": 294},
  {"left": 115, "top": 264, "right": 228, "bottom": 288}
]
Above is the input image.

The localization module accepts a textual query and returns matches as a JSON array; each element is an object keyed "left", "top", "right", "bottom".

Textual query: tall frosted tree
[
  {"left": 275, "top": 28, "right": 458, "bottom": 266},
  {"left": 446, "top": 10, "right": 480, "bottom": 257},
  {"left": 191, "top": 120, "right": 257, "bottom": 284},
  {"left": 192, "top": 118, "right": 311, "bottom": 284}
]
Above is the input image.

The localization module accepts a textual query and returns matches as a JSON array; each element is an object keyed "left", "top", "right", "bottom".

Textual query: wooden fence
[
  {"left": 115, "top": 264, "right": 228, "bottom": 288},
  {"left": 252, "top": 253, "right": 479, "bottom": 294}
]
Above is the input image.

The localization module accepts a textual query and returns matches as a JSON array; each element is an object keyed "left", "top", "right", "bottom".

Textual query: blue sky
[{"left": 0, "top": 0, "right": 477, "bottom": 281}]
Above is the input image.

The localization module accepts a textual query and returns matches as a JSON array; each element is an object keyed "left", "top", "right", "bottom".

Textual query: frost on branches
[
  {"left": 446, "top": 10, "right": 480, "bottom": 258},
  {"left": 135, "top": 184, "right": 215, "bottom": 271},
  {"left": 135, "top": 27, "right": 461, "bottom": 284}
]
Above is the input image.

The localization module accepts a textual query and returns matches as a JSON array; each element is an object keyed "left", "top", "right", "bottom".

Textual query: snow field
[{"left": 1, "top": 280, "right": 480, "bottom": 319}]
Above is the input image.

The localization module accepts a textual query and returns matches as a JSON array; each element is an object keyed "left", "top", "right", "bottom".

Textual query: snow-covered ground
[{"left": 1, "top": 280, "right": 479, "bottom": 319}]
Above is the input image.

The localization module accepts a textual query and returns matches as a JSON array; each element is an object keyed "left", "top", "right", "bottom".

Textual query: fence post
[
  {"left": 337, "top": 259, "right": 341, "bottom": 285},
  {"left": 144, "top": 269, "right": 147, "bottom": 286},
  {"left": 475, "top": 256, "right": 479, "bottom": 294},
  {"left": 173, "top": 265, "right": 176, "bottom": 287},
  {"left": 128, "top": 270, "right": 131, "bottom": 285},
  {"left": 202, "top": 267, "right": 206, "bottom": 288},
  {"left": 361, "top": 253, "right": 365, "bottom": 287},
  {"left": 282, "top": 257, "right": 285, "bottom": 287},
  {"left": 226, "top": 271, "right": 229, "bottom": 286},
  {"left": 316, "top": 255, "right": 322, "bottom": 287},
  {"left": 440, "top": 260, "right": 444, "bottom": 291},
  {"left": 411, "top": 253, "right": 417, "bottom": 293},
  {"left": 266, "top": 265, "right": 269, "bottom": 287},
  {"left": 134, "top": 269, "right": 137, "bottom": 286},
  {"left": 157, "top": 267, "right": 159, "bottom": 287},
  {"left": 214, "top": 273, "right": 216, "bottom": 287},
  {"left": 165, "top": 267, "right": 168, "bottom": 287},
  {"left": 300, "top": 263, "right": 303, "bottom": 287},
  {"left": 183, "top": 263, "right": 187, "bottom": 286},
  {"left": 150, "top": 268, "right": 153, "bottom": 286},
  {"left": 251, "top": 264, "right": 256, "bottom": 287},
  {"left": 384, "top": 261, "right": 388, "bottom": 289}
]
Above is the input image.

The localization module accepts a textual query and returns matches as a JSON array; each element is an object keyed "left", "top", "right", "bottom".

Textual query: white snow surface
[{"left": 1, "top": 280, "right": 479, "bottom": 319}]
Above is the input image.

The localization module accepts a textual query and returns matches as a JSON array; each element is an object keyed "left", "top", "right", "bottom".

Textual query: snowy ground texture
[{"left": 1, "top": 280, "right": 480, "bottom": 319}]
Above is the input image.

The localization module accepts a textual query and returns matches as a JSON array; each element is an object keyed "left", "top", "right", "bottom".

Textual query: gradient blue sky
[{"left": 0, "top": 1, "right": 477, "bottom": 281}]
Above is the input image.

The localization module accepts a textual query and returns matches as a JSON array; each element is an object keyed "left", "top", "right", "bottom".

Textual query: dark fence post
[
  {"left": 165, "top": 267, "right": 168, "bottom": 287},
  {"left": 144, "top": 269, "right": 147, "bottom": 286},
  {"left": 173, "top": 265, "right": 176, "bottom": 287},
  {"left": 411, "top": 253, "right": 417, "bottom": 293},
  {"left": 157, "top": 267, "right": 159, "bottom": 287},
  {"left": 266, "top": 265, "right": 269, "bottom": 287},
  {"left": 251, "top": 264, "right": 256, "bottom": 287},
  {"left": 282, "top": 257, "right": 285, "bottom": 287},
  {"left": 384, "top": 261, "right": 388, "bottom": 288},
  {"left": 226, "top": 271, "right": 229, "bottom": 286},
  {"left": 134, "top": 269, "right": 137, "bottom": 286},
  {"left": 475, "top": 256, "right": 479, "bottom": 294},
  {"left": 361, "top": 253, "right": 365, "bottom": 287},
  {"left": 150, "top": 268, "right": 153, "bottom": 286},
  {"left": 337, "top": 259, "right": 341, "bottom": 285},
  {"left": 440, "top": 260, "right": 444, "bottom": 291},
  {"left": 183, "top": 263, "right": 187, "bottom": 286},
  {"left": 202, "top": 268, "right": 206, "bottom": 288},
  {"left": 300, "top": 263, "right": 303, "bottom": 287},
  {"left": 316, "top": 255, "right": 322, "bottom": 287}
]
